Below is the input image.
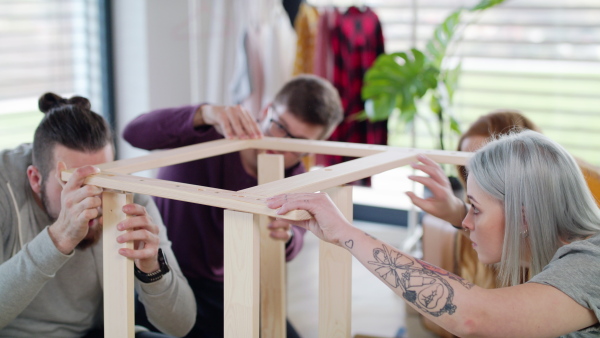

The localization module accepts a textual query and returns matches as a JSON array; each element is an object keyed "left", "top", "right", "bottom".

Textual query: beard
[
  {"left": 40, "top": 183, "right": 102, "bottom": 250},
  {"left": 40, "top": 182, "right": 58, "bottom": 222}
]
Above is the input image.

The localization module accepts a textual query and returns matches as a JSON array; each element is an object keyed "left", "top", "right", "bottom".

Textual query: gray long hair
[{"left": 468, "top": 130, "right": 600, "bottom": 287}]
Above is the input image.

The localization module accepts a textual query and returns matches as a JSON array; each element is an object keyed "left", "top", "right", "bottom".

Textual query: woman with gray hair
[{"left": 266, "top": 130, "right": 600, "bottom": 337}]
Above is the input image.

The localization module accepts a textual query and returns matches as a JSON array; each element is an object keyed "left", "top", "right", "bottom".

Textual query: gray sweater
[{"left": 0, "top": 144, "right": 196, "bottom": 337}]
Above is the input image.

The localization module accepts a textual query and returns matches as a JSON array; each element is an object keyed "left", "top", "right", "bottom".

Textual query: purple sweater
[{"left": 123, "top": 105, "right": 306, "bottom": 282}]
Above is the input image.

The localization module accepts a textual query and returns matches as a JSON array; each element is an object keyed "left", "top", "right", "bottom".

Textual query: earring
[
  {"left": 520, "top": 229, "right": 529, "bottom": 238},
  {"left": 464, "top": 227, "right": 468, "bottom": 232}
]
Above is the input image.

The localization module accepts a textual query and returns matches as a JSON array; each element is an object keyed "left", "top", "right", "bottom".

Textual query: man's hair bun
[{"left": 38, "top": 92, "right": 91, "bottom": 113}]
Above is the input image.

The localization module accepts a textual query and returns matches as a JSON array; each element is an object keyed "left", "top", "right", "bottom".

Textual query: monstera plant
[{"left": 361, "top": 0, "right": 505, "bottom": 150}]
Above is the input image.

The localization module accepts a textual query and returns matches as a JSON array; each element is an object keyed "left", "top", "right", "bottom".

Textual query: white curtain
[{"left": 189, "top": 0, "right": 296, "bottom": 114}]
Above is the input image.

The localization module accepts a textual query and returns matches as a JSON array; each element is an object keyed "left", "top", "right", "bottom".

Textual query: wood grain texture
[
  {"left": 249, "top": 137, "right": 387, "bottom": 157},
  {"left": 61, "top": 170, "right": 312, "bottom": 221},
  {"left": 242, "top": 151, "right": 419, "bottom": 197},
  {"left": 319, "top": 186, "right": 353, "bottom": 338},
  {"left": 224, "top": 210, "right": 260, "bottom": 338},
  {"left": 102, "top": 192, "right": 134, "bottom": 338},
  {"left": 95, "top": 138, "right": 249, "bottom": 173},
  {"left": 257, "top": 154, "right": 286, "bottom": 338}
]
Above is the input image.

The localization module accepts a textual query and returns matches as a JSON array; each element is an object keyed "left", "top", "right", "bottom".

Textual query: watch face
[{"left": 158, "top": 248, "right": 170, "bottom": 273}]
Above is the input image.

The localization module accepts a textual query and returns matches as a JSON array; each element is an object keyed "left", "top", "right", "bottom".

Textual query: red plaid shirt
[{"left": 318, "top": 6, "right": 386, "bottom": 185}]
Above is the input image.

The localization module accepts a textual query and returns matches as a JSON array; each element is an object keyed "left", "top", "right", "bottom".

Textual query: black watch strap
[{"left": 134, "top": 248, "right": 171, "bottom": 283}]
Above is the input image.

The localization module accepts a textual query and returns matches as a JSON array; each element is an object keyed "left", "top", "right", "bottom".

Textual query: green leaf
[
  {"left": 450, "top": 116, "right": 462, "bottom": 134},
  {"left": 441, "top": 62, "right": 462, "bottom": 101},
  {"left": 428, "top": 11, "right": 462, "bottom": 67},
  {"left": 471, "top": 0, "right": 505, "bottom": 11},
  {"left": 363, "top": 94, "right": 397, "bottom": 122},
  {"left": 399, "top": 105, "right": 417, "bottom": 124},
  {"left": 430, "top": 95, "right": 442, "bottom": 116},
  {"left": 354, "top": 110, "right": 368, "bottom": 122}
]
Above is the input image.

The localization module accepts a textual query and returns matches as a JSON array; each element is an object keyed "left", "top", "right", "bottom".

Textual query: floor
[{"left": 286, "top": 220, "right": 438, "bottom": 338}]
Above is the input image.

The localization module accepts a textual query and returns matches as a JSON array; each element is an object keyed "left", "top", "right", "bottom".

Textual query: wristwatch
[{"left": 134, "top": 248, "right": 171, "bottom": 283}]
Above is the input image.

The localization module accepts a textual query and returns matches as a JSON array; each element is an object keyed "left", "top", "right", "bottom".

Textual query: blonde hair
[{"left": 468, "top": 130, "right": 600, "bottom": 286}]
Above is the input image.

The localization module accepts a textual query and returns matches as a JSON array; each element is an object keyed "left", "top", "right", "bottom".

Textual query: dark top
[{"left": 123, "top": 105, "right": 306, "bottom": 282}]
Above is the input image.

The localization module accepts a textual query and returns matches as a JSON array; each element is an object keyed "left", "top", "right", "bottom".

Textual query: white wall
[
  {"left": 112, "top": 0, "right": 192, "bottom": 161},
  {"left": 112, "top": 0, "right": 255, "bottom": 162}
]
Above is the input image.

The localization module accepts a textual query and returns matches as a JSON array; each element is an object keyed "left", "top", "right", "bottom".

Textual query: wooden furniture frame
[{"left": 61, "top": 136, "right": 470, "bottom": 338}]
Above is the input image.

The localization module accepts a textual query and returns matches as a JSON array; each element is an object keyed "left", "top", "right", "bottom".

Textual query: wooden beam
[
  {"left": 61, "top": 170, "right": 312, "bottom": 221},
  {"left": 103, "top": 191, "right": 134, "bottom": 338},
  {"left": 257, "top": 154, "right": 286, "bottom": 338},
  {"left": 319, "top": 186, "right": 353, "bottom": 338},
  {"left": 242, "top": 151, "right": 418, "bottom": 197},
  {"left": 250, "top": 137, "right": 388, "bottom": 157},
  {"left": 96, "top": 138, "right": 250, "bottom": 174},
  {"left": 98, "top": 137, "right": 471, "bottom": 174},
  {"left": 224, "top": 210, "right": 260, "bottom": 338}
]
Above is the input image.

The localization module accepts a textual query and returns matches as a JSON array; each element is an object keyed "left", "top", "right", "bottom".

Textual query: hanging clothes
[
  {"left": 229, "top": 31, "right": 252, "bottom": 106},
  {"left": 292, "top": 3, "right": 319, "bottom": 75},
  {"left": 260, "top": 3, "right": 297, "bottom": 109},
  {"left": 229, "top": 26, "right": 266, "bottom": 119},
  {"left": 318, "top": 6, "right": 387, "bottom": 186},
  {"left": 313, "top": 6, "right": 338, "bottom": 82},
  {"left": 228, "top": 2, "right": 296, "bottom": 118}
]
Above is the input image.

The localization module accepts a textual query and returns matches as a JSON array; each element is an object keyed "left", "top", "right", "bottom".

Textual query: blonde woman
[{"left": 268, "top": 131, "right": 600, "bottom": 337}]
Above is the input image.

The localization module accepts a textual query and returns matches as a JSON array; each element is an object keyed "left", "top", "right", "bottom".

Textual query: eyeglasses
[
  {"left": 266, "top": 106, "right": 303, "bottom": 139},
  {"left": 269, "top": 118, "right": 301, "bottom": 139}
]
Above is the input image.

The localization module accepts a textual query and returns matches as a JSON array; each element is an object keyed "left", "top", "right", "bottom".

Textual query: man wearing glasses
[{"left": 123, "top": 74, "right": 343, "bottom": 338}]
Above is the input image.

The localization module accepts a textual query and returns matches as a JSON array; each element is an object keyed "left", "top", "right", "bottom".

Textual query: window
[
  {"left": 0, "top": 0, "right": 109, "bottom": 150},
  {"left": 310, "top": 0, "right": 600, "bottom": 165}
]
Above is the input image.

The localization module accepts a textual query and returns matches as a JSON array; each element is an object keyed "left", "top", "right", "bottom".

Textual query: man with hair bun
[{"left": 0, "top": 93, "right": 196, "bottom": 337}]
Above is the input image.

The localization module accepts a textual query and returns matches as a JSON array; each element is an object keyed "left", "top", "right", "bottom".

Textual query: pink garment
[
  {"left": 313, "top": 7, "right": 338, "bottom": 81},
  {"left": 241, "top": 26, "right": 265, "bottom": 119}
]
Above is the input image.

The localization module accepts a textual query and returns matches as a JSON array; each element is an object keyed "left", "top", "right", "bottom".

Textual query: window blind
[{"left": 0, "top": 0, "right": 105, "bottom": 150}]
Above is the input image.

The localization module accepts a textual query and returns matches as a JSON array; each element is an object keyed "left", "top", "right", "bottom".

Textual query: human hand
[
  {"left": 116, "top": 203, "right": 161, "bottom": 273},
  {"left": 267, "top": 219, "right": 294, "bottom": 242},
  {"left": 48, "top": 165, "right": 103, "bottom": 254},
  {"left": 266, "top": 193, "right": 352, "bottom": 246},
  {"left": 196, "top": 104, "right": 263, "bottom": 139},
  {"left": 406, "top": 154, "right": 466, "bottom": 226}
]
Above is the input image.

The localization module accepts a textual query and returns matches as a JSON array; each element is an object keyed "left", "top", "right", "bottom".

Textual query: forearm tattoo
[{"left": 364, "top": 244, "right": 473, "bottom": 317}]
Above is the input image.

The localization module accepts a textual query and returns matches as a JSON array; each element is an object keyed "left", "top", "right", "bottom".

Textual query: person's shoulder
[
  {"left": 547, "top": 232, "right": 600, "bottom": 267},
  {"left": 0, "top": 144, "right": 32, "bottom": 183}
]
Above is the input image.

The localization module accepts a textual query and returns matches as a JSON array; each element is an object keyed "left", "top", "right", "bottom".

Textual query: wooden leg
[
  {"left": 224, "top": 210, "right": 260, "bottom": 338},
  {"left": 102, "top": 191, "right": 134, "bottom": 338},
  {"left": 257, "top": 154, "right": 286, "bottom": 338},
  {"left": 319, "top": 186, "right": 353, "bottom": 338}
]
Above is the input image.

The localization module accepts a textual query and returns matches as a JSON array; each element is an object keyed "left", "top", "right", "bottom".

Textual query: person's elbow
[
  {"left": 154, "top": 304, "right": 196, "bottom": 337},
  {"left": 450, "top": 311, "right": 498, "bottom": 338}
]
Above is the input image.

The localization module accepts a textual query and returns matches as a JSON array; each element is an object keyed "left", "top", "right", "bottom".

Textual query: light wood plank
[
  {"left": 257, "top": 154, "right": 286, "bottom": 338},
  {"left": 249, "top": 138, "right": 472, "bottom": 164},
  {"left": 242, "top": 151, "right": 418, "bottom": 197},
  {"left": 250, "top": 137, "right": 388, "bottom": 157},
  {"left": 103, "top": 191, "right": 134, "bottom": 338},
  {"left": 61, "top": 170, "right": 312, "bottom": 221},
  {"left": 224, "top": 210, "right": 260, "bottom": 338},
  {"left": 319, "top": 186, "right": 353, "bottom": 338},
  {"left": 96, "top": 138, "right": 250, "bottom": 173},
  {"left": 96, "top": 137, "right": 470, "bottom": 174}
]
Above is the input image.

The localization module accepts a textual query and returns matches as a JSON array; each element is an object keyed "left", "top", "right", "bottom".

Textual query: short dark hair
[
  {"left": 272, "top": 75, "right": 343, "bottom": 138},
  {"left": 33, "top": 92, "right": 112, "bottom": 180}
]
